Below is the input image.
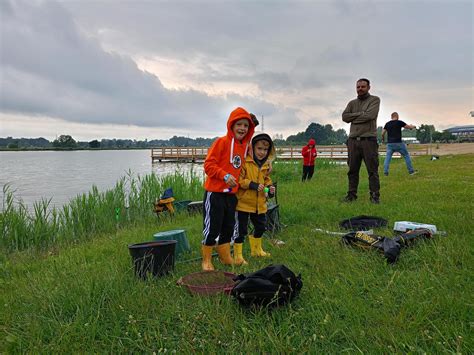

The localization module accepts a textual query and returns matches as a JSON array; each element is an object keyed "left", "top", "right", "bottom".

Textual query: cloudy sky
[{"left": 0, "top": 0, "right": 472, "bottom": 141}]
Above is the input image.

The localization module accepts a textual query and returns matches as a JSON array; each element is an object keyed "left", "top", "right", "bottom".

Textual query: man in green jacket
[{"left": 342, "top": 78, "right": 381, "bottom": 204}]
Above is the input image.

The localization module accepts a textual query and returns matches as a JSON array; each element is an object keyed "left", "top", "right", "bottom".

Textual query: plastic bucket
[
  {"left": 128, "top": 240, "right": 177, "bottom": 279},
  {"left": 153, "top": 229, "right": 191, "bottom": 258}
]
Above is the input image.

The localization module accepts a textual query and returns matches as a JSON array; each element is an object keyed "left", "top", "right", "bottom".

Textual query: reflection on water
[{"left": 0, "top": 150, "right": 204, "bottom": 208}]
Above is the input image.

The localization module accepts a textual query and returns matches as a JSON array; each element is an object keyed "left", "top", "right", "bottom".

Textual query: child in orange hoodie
[{"left": 201, "top": 107, "right": 255, "bottom": 271}]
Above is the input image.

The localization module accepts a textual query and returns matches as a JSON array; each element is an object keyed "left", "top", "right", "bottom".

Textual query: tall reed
[
  {"left": 0, "top": 170, "right": 203, "bottom": 252},
  {"left": 0, "top": 160, "right": 335, "bottom": 251}
]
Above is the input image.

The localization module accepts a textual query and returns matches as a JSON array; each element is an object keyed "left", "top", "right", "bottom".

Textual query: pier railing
[{"left": 151, "top": 145, "right": 429, "bottom": 163}]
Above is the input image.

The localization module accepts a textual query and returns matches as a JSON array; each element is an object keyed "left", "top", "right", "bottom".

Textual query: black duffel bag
[
  {"left": 341, "top": 231, "right": 401, "bottom": 263},
  {"left": 231, "top": 264, "right": 302, "bottom": 307}
]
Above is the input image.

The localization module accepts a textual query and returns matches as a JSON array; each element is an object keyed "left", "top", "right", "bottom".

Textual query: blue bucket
[{"left": 153, "top": 229, "right": 191, "bottom": 257}]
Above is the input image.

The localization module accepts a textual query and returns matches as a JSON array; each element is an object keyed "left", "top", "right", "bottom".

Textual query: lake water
[{"left": 0, "top": 150, "right": 203, "bottom": 209}]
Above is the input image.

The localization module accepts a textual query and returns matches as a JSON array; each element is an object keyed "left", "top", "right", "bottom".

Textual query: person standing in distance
[
  {"left": 301, "top": 138, "right": 317, "bottom": 181},
  {"left": 381, "top": 112, "right": 417, "bottom": 176},
  {"left": 342, "top": 78, "right": 381, "bottom": 204}
]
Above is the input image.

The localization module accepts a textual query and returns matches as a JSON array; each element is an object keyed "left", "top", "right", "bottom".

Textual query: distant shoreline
[
  {"left": 0, "top": 147, "right": 152, "bottom": 152},
  {"left": 1, "top": 142, "right": 473, "bottom": 155}
]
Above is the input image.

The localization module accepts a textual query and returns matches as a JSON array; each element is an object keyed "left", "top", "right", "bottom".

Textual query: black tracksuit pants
[
  {"left": 202, "top": 191, "right": 237, "bottom": 246},
  {"left": 233, "top": 211, "right": 266, "bottom": 244}
]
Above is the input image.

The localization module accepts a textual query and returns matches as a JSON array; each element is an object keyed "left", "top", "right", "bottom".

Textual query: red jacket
[
  {"left": 302, "top": 139, "right": 317, "bottom": 166},
  {"left": 204, "top": 107, "right": 256, "bottom": 193}
]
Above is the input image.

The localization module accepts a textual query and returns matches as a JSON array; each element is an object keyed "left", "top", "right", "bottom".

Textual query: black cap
[{"left": 250, "top": 113, "right": 259, "bottom": 127}]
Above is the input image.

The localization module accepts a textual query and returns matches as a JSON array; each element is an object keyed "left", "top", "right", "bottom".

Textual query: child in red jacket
[
  {"left": 301, "top": 138, "right": 317, "bottom": 181},
  {"left": 201, "top": 107, "right": 255, "bottom": 271}
]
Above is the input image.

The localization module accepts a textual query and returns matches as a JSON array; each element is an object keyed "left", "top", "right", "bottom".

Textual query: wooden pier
[
  {"left": 151, "top": 147, "right": 209, "bottom": 163},
  {"left": 151, "top": 145, "right": 430, "bottom": 163}
]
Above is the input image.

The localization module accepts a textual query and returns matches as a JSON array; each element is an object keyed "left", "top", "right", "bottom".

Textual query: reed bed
[
  {"left": 0, "top": 160, "right": 334, "bottom": 252},
  {"left": 0, "top": 170, "right": 203, "bottom": 252}
]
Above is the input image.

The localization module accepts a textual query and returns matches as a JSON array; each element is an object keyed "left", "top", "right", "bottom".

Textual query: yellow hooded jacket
[{"left": 236, "top": 132, "right": 276, "bottom": 214}]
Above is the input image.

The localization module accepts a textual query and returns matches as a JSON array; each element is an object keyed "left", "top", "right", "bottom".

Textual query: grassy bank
[{"left": 1, "top": 154, "right": 473, "bottom": 352}]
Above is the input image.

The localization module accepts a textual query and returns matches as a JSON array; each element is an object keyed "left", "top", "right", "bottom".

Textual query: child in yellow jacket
[{"left": 233, "top": 132, "right": 276, "bottom": 265}]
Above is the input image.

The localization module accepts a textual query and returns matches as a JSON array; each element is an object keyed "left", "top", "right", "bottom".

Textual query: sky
[{"left": 0, "top": 0, "right": 472, "bottom": 141}]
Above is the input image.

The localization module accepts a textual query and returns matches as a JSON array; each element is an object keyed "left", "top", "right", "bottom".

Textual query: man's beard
[{"left": 357, "top": 92, "right": 370, "bottom": 100}]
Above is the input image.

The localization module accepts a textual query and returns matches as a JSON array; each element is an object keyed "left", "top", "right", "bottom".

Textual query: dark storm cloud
[
  {"left": 0, "top": 0, "right": 287, "bottom": 133},
  {"left": 66, "top": 0, "right": 471, "bottom": 88},
  {"left": 1, "top": 0, "right": 472, "bottom": 137}
]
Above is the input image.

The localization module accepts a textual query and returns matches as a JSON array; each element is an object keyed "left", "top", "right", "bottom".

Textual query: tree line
[
  {"left": 0, "top": 123, "right": 456, "bottom": 149},
  {"left": 0, "top": 135, "right": 219, "bottom": 150}
]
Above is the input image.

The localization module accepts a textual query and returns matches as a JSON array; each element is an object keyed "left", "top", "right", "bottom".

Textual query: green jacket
[{"left": 342, "top": 94, "right": 380, "bottom": 137}]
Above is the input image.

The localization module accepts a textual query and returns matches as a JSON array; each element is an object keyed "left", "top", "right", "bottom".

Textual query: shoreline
[{"left": 2, "top": 142, "right": 474, "bottom": 154}]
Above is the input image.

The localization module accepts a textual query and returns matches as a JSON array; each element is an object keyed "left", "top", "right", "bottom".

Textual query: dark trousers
[
  {"left": 302, "top": 165, "right": 315, "bottom": 181},
  {"left": 347, "top": 138, "right": 380, "bottom": 199},
  {"left": 233, "top": 211, "right": 267, "bottom": 243},
  {"left": 202, "top": 191, "right": 237, "bottom": 246}
]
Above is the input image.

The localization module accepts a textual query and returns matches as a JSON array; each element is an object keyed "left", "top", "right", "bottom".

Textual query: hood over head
[
  {"left": 225, "top": 107, "right": 256, "bottom": 164},
  {"left": 226, "top": 107, "right": 255, "bottom": 143},
  {"left": 251, "top": 132, "right": 276, "bottom": 164},
  {"left": 308, "top": 138, "right": 316, "bottom": 146}
]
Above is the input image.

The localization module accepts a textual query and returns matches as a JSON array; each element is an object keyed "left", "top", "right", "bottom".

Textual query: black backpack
[{"left": 231, "top": 264, "right": 303, "bottom": 307}]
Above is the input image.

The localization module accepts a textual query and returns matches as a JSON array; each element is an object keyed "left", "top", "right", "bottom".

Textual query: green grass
[{"left": 1, "top": 155, "right": 473, "bottom": 352}]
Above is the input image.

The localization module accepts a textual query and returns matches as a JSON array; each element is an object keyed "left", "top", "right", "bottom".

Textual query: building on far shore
[{"left": 445, "top": 125, "right": 474, "bottom": 142}]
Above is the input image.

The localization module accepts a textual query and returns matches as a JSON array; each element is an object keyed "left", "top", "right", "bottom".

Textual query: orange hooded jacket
[{"left": 204, "top": 107, "right": 256, "bottom": 193}]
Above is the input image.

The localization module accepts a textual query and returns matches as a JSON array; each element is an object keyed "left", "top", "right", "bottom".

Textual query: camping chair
[
  {"left": 265, "top": 182, "right": 284, "bottom": 238},
  {"left": 154, "top": 188, "right": 175, "bottom": 216}
]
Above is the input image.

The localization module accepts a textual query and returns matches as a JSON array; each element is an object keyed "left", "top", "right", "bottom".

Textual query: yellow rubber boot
[
  {"left": 201, "top": 245, "right": 215, "bottom": 271},
  {"left": 216, "top": 243, "right": 234, "bottom": 265},
  {"left": 248, "top": 235, "right": 258, "bottom": 257},
  {"left": 249, "top": 235, "right": 271, "bottom": 257},
  {"left": 233, "top": 243, "right": 248, "bottom": 266}
]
